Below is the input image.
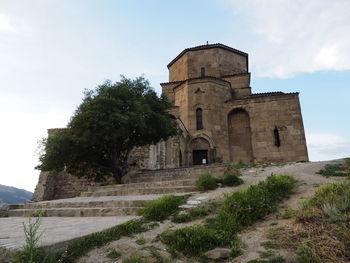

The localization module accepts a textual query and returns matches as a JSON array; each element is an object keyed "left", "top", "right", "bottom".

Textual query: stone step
[
  {"left": 8, "top": 207, "right": 140, "bottom": 217},
  {"left": 81, "top": 186, "right": 196, "bottom": 197},
  {"left": 88, "top": 179, "right": 196, "bottom": 192},
  {"left": 125, "top": 164, "right": 227, "bottom": 183},
  {"left": 127, "top": 174, "right": 198, "bottom": 183},
  {"left": 17, "top": 198, "right": 150, "bottom": 210}
]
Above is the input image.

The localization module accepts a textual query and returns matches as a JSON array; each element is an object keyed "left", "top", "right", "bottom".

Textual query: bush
[
  {"left": 317, "top": 159, "right": 350, "bottom": 177},
  {"left": 222, "top": 165, "right": 244, "bottom": 186},
  {"left": 205, "top": 214, "right": 242, "bottom": 244},
  {"left": 171, "top": 213, "right": 192, "bottom": 223},
  {"left": 161, "top": 175, "right": 296, "bottom": 257},
  {"left": 222, "top": 172, "right": 244, "bottom": 187},
  {"left": 139, "top": 195, "right": 187, "bottom": 221},
  {"left": 220, "top": 175, "right": 296, "bottom": 226},
  {"left": 159, "top": 225, "right": 221, "bottom": 256},
  {"left": 300, "top": 181, "right": 350, "bottom": 222},
  {"left": 195, "top": 173, "right": 217, "bottom": 191},
  {"left": 14, "top": 217, "right": 44, "bottom": 263}
]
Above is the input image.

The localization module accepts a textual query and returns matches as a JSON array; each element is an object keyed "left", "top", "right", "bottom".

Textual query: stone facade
[
  {"left": 140, "top": 43, "right": 308, "bottom": 169},
  {"left": 33, "top": 43, "right": 308, "bottom": 201},
  {"left": 32, "top": 171, "right": 116, "bottom": 201}
]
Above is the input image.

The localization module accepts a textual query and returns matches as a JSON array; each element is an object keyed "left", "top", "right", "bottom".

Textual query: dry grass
[
  {"left": 267, "top": 222, "right": 349, "bottom": 263},
  {"left": 265, "top": 181, "right": 350, "bottom": 263}
]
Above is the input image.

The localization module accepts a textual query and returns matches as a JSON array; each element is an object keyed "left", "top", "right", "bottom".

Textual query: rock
[
  {"left": 157, "top": 250, "right": 172, "bottom": 261},
  {"left": 195, "top": 196, "right": 208, "bottom": 201},
  {"left": 187, "top": 200, "right": 201, "bottom": 205},
  {"left": 113, "top": 242, "right": 137, "bottom": 253},
  {"left": 179, "top": 204, "right": 196, "bottom": 209},
  {"left": 204, "top": 248, "right": 231, "bottom": 260}
]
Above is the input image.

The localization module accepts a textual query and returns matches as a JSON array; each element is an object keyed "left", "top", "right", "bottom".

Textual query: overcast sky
[{"left": 0, "top": 0, "right": 349, "bottom": 192}]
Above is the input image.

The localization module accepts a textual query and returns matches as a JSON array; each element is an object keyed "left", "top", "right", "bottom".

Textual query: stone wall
[
  {"left": 223, "top": 93, "right": 309, "bottom": 163},
  {"left": 32, "top": 171, "right": 115, "bottom": 201},
  {"left": 169, "top": 47, "right": 248, "bottom": 81}
]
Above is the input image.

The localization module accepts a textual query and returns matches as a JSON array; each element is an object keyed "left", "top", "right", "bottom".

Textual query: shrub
[
  {"left": 221, "top": 165, "right": 243, "bottom": 186},
  {"left": 220, "top": 175, "right": 296, "bottom": 226},
  {"left": 139, "top": 195, "right": 187, "bottom": 221},
  {"left": 317, "top": 159, "right": 350, "bottom": 177},
  {"left": 171, "top": 213, "right": 192, "bottom": 223},
  {"left": 267, "top": 181, "right": 350, "bottom": 263},
  {"left": 222, "top": 172, "right": 244, "bottom": 187},
  {"left": 300, "top": 181, "right": 350, "bottom": 221},
  {"left": 161, "top": 175, "right": 296, "bottom": 257},
  {"left": 159, "top": 225, "right": 221, "bottom": 256},
  {"left": 14, "top": 217, "right": 44, "bottom": 263},
  {"left": 195, "top": 173, "right": 217, "bottom": 191},
  {"left": 205, "top": 214, "right": 242, "bottom": 244}
]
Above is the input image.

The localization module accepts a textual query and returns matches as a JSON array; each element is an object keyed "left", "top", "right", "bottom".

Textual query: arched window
[
  {"left": 196, "top": 108, "right": 203, "bottom": 130},
  {"left": 274, "top": 126, "right": 281, "bottom": 147}
]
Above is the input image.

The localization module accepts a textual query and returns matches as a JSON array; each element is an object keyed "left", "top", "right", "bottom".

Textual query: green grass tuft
[
  {"left": 107, "top": 249, "right": 121, "bottom": 260},
  {"left": 219, "top": 175, "right": 297, "bottom": 226},
  {"left": 171, "top": 205, "right": 212, "bottom": 223},
  {"left": 317, "top": 159, "right": 350, "bottom": 177},
  {"left": 159, "top": 225, "right": 222, "bottom": 256},
  {"left": 58, "top": 219, "right": 152, "bottom": 263},
  {"left": 161, "top": 175, "right": 296, "bottom": 257},
  {"left": 247, "top": 255, "right": 285, "bottom": 263},
  {"left": 222, "top": 172, "right": 244, "bottom": 187},
  {"left": 136, "top": 237, "right": 147, "bottom": 245},
  {"left": 139, "top": 195, "right": 187, "bottom": 221},
  {"left": 195, "top": 173, "right": 218, "bottom": 191}
]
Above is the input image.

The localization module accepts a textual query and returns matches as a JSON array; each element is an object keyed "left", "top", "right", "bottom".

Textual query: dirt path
[{"left": 77, "top": 160, "right": 346, "bottom": 263}]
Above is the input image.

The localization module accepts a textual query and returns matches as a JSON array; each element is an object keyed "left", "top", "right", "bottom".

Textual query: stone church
[
  {"left": 33, "top": 43, "right": 308, "bottom": 201},
  {"left": 127, "top": 43, "right": 309, "bottom": 171}
]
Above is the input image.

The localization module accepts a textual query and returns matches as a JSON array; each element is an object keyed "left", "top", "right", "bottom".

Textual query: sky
[{"left": 0, "top": 0, "right": 349, "bottom": 192}]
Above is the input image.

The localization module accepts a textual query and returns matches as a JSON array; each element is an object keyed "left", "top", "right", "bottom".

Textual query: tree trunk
[{"left": 112, "top": 151, "right": 129, "bottom": 184}]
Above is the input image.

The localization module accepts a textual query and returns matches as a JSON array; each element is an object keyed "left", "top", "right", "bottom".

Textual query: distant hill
[{"left": 0, "top": 184, "right": 33, "bottom": 205}]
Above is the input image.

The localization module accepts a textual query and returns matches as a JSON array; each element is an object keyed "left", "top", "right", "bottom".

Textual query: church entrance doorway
[
  {"left": 193, "top": 150, "right": 208, "bottom": 165},
  {"left": 190, "top": 137, "right": 212, "bottom": 165}
]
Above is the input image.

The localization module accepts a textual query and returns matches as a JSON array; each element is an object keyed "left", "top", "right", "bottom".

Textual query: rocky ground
[{"left": 76, "top": 160, "right": 346, "bottom": 263}]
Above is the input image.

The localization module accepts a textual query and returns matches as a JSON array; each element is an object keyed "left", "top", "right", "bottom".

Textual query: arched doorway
[
  {"left": 190, "top": 137, "right": 210, "bottom": 165},
  {"left": 228, "top": 108, "right": 253, "bottom": 163}
]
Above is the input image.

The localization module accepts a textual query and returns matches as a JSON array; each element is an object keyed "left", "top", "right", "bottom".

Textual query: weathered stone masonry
[
  {"left": 33, "top": 43, "right": 308, "bottom": 201},
  {"left": 144, "top": 43, "right": 308, "bottom": 168}
]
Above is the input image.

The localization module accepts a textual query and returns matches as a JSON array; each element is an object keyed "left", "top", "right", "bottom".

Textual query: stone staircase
[{"left": 8, "top": 164, "right": 228, "bottom": 217}]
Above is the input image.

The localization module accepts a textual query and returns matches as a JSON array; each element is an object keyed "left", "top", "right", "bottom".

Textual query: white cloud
[
  {"left": 0, "top": 14, "right": 14, "bottom": 31},
  {"left": 222, "top": 0, "right": 350, "bottom": 78},
  {"left": 0, "top": 96, "right": 71, "bottom": 192},
  {"left": 306, "top": 132, "right": 350, "bottom": 161}
]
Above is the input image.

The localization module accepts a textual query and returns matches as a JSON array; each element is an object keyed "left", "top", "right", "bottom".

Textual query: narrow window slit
[
  {"left": 200, "top": 67, "right": 205, "bottom": 78},
  {"left": 196, "top": 108, "right": 203, "bottom": 130},
  {"left": 274, "top": 126, "right": 281, "bottom": 147}
]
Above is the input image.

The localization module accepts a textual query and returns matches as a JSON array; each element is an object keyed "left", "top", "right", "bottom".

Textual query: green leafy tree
[{"left": 36, "top": 76, "right": 178, "bottom": 183}]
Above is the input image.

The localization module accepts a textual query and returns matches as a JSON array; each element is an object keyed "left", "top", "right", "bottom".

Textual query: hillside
[
  {"left": 0, "top": 184, "right": 32, "bottom": 205},
  {"left": 1, "top": 159, "right": 349, "bottom": 263}
]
